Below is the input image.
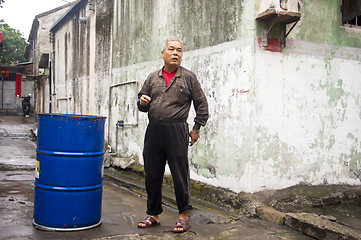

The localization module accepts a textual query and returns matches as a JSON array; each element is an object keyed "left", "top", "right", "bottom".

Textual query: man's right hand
[
  {"left": 140, "top": 95, "right": 151, "bottom": 106},
  {"left": 189, "top": 130, "right": 199, "bottom": 146}
]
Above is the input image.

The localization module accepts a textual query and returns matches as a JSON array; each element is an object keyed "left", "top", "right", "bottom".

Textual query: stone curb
[
  {"left": 105, "top": 167, "right": 361, "bottom": 240},
  {"left": 103, "top": 167, "right": 177, "bottom": 208},
  {"left": 285, "top": 212, "right": 361, "bottom": 240},
  {"left": 103, "top": 168, "right": 236, "bottom": 224},
  {"left": 256, "top": 206, "right": 286, "bottom": 225},
  {"left": 256, "top": 206, "right": 361, "bottom": 240}
]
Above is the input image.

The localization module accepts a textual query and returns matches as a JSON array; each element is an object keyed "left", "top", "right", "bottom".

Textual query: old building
[
  {"left": 25, "top": 2, "right": 72, "bottom": 114},
  {"left": 0, "top": 63, "right": 33, "bottom": 114},
  {"left": 46, "top": 0, "right": 361, "bottom": 193}
]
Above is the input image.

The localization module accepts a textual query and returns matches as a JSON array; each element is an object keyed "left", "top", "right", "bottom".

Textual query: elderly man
[{"left": 137, "top": 38, "right": 209, "bottom": 233}]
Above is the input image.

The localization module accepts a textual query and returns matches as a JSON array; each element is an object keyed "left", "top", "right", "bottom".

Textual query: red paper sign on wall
[{"left": 15, "top": 73, "right": 21, "bottom": 97}]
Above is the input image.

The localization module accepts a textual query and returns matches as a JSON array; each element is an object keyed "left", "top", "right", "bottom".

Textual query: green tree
[
  {"left": 0, "top": 19, "right": 27, "bottom": 64},
  {"left": 0, "top": 0, "right": 4, "bottom": 8}
]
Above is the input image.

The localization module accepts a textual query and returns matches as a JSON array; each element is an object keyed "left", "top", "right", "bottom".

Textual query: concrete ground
[{"left": 0, "top": 113, "right": 360, "bottom": 239}]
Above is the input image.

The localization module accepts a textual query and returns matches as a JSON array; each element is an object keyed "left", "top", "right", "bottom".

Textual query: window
[{"left": 342, "top": 0, "right": 361, "bottom": 26}]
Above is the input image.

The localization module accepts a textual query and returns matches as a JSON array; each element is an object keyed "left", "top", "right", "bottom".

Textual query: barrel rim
[
  {"left": 38, "top": 113, "right": 107, "bottom": 119},
  {"left": 33, "top": 219, "right": 101, "bottom": 231}
]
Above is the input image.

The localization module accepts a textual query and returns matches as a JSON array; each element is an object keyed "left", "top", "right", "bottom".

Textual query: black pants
[{"left": 143, "top": 120, "right": 192, "bottom": 215}]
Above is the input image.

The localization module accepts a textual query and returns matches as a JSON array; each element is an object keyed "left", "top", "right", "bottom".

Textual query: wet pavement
[
  {"left": 0, "top": 114, "right": 312, "bottom": 239},
  {"left": 0, "top": 114, "right": 358, "bottom": 239},
  {"left": 0, "top": 115, "right": 36, "bottom": 171},
  {"left": 1, "top": 170, "right": 313, "bottom": 240}
]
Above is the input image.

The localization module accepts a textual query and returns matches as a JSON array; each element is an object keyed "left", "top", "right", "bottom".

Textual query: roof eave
[{"left": 50, "top": 0, "right": 88, "bottom": 33}]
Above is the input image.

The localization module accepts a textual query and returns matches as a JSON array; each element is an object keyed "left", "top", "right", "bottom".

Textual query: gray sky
[{"left": 0, "top": 0, "right": 73, "bottom": 40}]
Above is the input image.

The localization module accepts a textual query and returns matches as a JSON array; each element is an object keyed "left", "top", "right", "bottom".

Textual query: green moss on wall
[
  {"left": 112, "top": 0, "right": 245, "bottom": 68},
  {"left": 296, "top": 0, "right": 361, "bottom": 48}
]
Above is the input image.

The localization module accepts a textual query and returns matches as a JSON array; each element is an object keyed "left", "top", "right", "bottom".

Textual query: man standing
[{"left": 137, "top": 38, "right": 209, "bottom": 233}]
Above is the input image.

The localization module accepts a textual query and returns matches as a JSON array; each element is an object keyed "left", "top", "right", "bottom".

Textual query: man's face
[{"left": 162, "top": 40, "right": 183, "bottom": 69}]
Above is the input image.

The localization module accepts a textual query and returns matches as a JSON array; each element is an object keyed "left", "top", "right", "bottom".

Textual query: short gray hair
[{"left": 162, "top": 38, "right": 183, "bottom": 51}]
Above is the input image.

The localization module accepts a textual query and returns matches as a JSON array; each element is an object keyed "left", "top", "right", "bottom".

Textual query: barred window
[{"left": 342, "top": 0, "right": 361, "bottom": 26}]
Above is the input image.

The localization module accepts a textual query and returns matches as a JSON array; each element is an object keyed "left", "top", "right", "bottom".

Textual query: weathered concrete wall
[
  {"left": 294, "top": 0, "right": 361, "bottom": 48},
  {"left": 245, "top": 0, "right": 361, "bottom": 192},
  {"left": 28, "top": 5, "right": 71, "bottom": 114},
  {"left": 53, "top": 1, "right": 109, "bottom": 116},
  {"left": 54, "top": 19, "right": 73, "bottom": 114},
  {"left": 251, "top": 49, "right": 361, "bottom": 192},
  {"left": 112, "top": 0, "right": 246, "bottom": 67},
  {"left": 51, "top": 0, "right": 361, "bottom": 193}
]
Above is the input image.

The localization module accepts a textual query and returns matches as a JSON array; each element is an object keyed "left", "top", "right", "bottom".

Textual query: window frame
[{"left": 341, "top": 0, "right": 361, "bottom": 28}]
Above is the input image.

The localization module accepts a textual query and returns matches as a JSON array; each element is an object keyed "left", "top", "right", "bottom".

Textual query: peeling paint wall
[
  {"left": 53, "top": 1, "right": 109, "bottom": 117},
  {"left": 112, "top": 0, "right": 245, "bottom": 67},
  {"left": 51, "top": 0, "right": 361, "bottom": 193},
  {"left": 248, "top": 0, "right": 361, "bottom": 192},
  {"left": 252, "top": 50, "right": 361, "bottom": 192}
]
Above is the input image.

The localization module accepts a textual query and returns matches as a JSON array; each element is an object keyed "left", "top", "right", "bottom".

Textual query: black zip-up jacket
[{"left": 137, "top": 66, "right": 209, "bottom": 130}]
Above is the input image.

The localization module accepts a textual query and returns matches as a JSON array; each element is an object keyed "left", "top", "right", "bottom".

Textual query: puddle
[{"left": 8, "top": 190, "right": 21, "bottom": 194}]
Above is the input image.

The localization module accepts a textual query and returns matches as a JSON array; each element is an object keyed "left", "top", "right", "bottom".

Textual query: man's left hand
[{"left": 189, "top": 130, "right": 200, "bottom": 146}]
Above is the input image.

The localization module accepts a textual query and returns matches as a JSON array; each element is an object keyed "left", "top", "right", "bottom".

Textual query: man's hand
[
  {"left": 140, "top": 95, "right": 151, "bottom": 106},
  {"left": 189, "top": 130, "right": 200, "bottom": 146}
]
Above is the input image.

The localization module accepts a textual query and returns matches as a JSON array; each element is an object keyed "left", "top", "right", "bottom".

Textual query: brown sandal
[
  {"left": 172, "top": 219, "right": 190, "bottom": 233},
  {"left": 137, "top": 216, "right": 160, "bottom": 228}
]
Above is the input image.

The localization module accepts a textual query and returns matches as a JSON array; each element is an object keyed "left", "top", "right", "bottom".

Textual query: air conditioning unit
[
  {"left": 279, "top": 0, "right": 300, "bottom": 12},
  {"left": 259, "top": 0, "right": 300, "bottom": 14},
  {"left": 256, "top": 0, "right": 302, "bottom": 49},
  {"left": 279, "top": 0, "right": 299, "bottom": 12},
  {"left": 258, "top": 0, "right": 300, "bottom": 14}
]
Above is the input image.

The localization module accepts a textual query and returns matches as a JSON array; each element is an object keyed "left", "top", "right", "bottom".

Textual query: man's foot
[
  {"left": 137, "top": 216, "right": 160, "bottom": 228},
  {"left": 172, "top": 219, "right": 190, "bottom": 233}
]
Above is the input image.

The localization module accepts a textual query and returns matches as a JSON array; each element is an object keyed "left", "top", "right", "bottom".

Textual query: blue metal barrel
[{"left": 33, "top": 113, "right": 106, "bottom": 231}]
